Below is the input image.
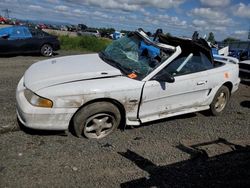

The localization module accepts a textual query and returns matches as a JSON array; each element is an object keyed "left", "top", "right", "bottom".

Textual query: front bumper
[{"left": 16, "top": 77, "right": 77, "bottom": 130}]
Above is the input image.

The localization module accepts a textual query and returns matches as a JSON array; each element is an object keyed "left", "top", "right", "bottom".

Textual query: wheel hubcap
[
  {"left": 84, "top": 113, "right": 115, "bottom": 139},
  {"left": 215, "top": 92, "right": 227, "bottom": 112},
  {"left": 43, "top": 46, "right": 52, "bottom": 56}
]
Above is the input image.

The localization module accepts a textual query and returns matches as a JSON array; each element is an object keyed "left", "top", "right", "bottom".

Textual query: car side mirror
[{"left": 153, "top": 71, "right": 175, "bottom": 83}]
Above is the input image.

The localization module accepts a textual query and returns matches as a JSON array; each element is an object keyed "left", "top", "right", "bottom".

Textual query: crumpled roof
[{"left": 158, "top": 34, "right": 214, "bottom": 63}]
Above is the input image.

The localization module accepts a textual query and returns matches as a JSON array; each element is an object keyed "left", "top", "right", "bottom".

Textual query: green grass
[{"left": 59, "top": 35, "right": 112, "bottom": 52}]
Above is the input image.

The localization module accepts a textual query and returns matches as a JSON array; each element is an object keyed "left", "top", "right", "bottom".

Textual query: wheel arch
[
  {"left": 40, "top": 42, "right": 54, "bottom": 56},
  {"left": 69, "top": 98, "right": 126, "bottom": 134},
  {"left": 222, "top": 81, "right": 233, "bottom": 94},
  {"left": 40, "top": 42, "right": 53, "bottom": 49}
]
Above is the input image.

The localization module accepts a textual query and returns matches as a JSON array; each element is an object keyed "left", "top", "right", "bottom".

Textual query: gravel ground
[{"left": 0, "top": 52, "right": 249, "bottom": 187}]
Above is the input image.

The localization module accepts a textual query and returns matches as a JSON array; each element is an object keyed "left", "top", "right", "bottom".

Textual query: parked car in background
[
  {"left": 51, "top": 25, "right": 61, "bottom": 30},
  {"left": 60, "top": 25, "right": 68, "bottom": 31},
  {"left": 229, "top": 49, "right": 242, "bottom": 59},
  {"left": 77, "top": 24, "right": 87, "bottom": 31},
  {"left": 16, "top": 29, "right": 240, "bottom": 139},
  {"left": 8, "top": 18, "right": 21, "bottom": 25},
  {"left": 238, "top": 60, "right": 250, "bottom": 82},
  {"left": 77, "top": 28, "right": 100, "bottom": 37},
  {"left": 37, "top": 24, "right": 48, "bottom": 30},
  {"left": 111, "top": 31, "right": 125, "bottom": 40},
  {"left": 238, "top": 50, "right": 250, "bottom": 82},
  {"left": 0, "top": 16, "right": 8, "bottom": 24},
  {"left": 239, "top": 50, "right": 250, "bottom": 61},
  {"left": 67, "top": 25, "right": 77, "bottom": 32},
  {"left": 227, "top": 49, "right": 250, "bottom": 82},
  {"left": 0, "top": 26, "right": 60, "bottom": 56}
]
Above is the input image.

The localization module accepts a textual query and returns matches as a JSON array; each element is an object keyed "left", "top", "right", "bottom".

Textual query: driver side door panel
[
  {"left": 139, "top": 71, "right": 211, "bottom": 123},
  {"left": 0, "top": 39, "right": 17, "bottom": 54}
]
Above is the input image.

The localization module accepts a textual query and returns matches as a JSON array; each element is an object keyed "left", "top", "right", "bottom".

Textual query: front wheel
[
  {"left": 209, "top": 86, "right": 230, "bottom": 116},
  {"left": 40, "top": 44, "right": 53, "bottom": 57},
  {"left": 73, "top": 102, "right": 121, "bottom": 139}
]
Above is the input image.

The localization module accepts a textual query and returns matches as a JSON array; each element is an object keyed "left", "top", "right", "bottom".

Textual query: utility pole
[{"left": 2, "top": 9, "right": 11, "bottom": 18}]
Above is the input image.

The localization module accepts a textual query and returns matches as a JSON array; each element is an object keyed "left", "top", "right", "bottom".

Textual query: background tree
[
  {"left": 165, "top": 32, "right": 171, "bottom": 37},
  {"left": 207, "top": 32, "right": 215, "bottom": 44},
  {"left": 223, "top": 37, "right": 240, "bottom": 44}
]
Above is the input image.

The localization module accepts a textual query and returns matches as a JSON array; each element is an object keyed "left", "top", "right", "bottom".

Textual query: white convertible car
[{"left": 16, "top": 30, "right": 240, "bottom": 139}]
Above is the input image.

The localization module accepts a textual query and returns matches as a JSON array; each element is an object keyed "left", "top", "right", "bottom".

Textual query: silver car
[
  {"left": 16, "top": 30, "right": 240, "bottom": 139},
  {"left": 77, "top": 29, "right": 100, "bottom": 37}
]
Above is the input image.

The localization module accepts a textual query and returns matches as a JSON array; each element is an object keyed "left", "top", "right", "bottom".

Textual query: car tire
[
  {"left": 40, "top": 44, "right": 53, "bottom": 57},
  {"left": 73, "top": 102, "right": 121, "bottom": 139},
  {"left": 210, "top": 86, "right": 230, "bottom": 116}
]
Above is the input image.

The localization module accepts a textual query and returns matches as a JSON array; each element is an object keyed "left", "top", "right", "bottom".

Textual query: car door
[
  {"left": 0, "top": 27, "right": 17, "bottom": 54},
  {"left": 139, "top": 52, "right": 214, "bottom": 123},
  {"left": 0, "top": 37, "right": 17, "bottom": 54},
  {"left": 9, "top": 27, "right": 33, "bottom": 53},
  {"left": 27, "top": 28, "right": 45, "bottom": 51},
  {"left": 16, "top": 27, "right": 40, "bottom": 53}
]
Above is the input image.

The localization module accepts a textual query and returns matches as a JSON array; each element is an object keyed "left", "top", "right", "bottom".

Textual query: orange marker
[
  {"left": 224, "top": 72, "right": 229, "bottom": 79},
  {"left": 128, "top": 73, "right": 137, "bottom": 79}
]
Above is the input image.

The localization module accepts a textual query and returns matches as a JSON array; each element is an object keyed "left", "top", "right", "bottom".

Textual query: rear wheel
[
  {"left": 73, "top": 102, "right": 121, "bottom": 139},
  {"left": 210, "top": 86, "right": 230, "bottom": 116},
  {"left": 41, "top": 44, "right": 53, "bottom": 57}
]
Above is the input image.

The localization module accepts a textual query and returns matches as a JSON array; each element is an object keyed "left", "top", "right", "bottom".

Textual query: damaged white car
[{"left": 16, "top": 29, "right": 240, "bottom": 139}]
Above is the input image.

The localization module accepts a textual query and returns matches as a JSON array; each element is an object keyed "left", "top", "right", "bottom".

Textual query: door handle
[{"left": 197, "top": 81, "right": 207, "bottom": 85}]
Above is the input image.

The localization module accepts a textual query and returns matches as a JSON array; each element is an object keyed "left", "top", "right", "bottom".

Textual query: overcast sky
[{"left": 0, "top": 0, "right": 249, "bottom": 40}]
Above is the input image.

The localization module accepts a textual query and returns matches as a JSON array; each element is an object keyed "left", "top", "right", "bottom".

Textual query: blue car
[{"left": 0, "top": 26, "right": 60, "bottom": 56}]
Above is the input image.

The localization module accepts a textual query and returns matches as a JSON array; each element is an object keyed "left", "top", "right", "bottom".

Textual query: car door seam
[{"left": 136, "top": 81, "right": 147, "bottom": 120}]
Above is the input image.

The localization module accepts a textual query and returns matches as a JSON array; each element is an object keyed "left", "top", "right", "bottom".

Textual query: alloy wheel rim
[
  {"left": 43, "top": 45, "right": 52, "bottom": 56},
  {"left": 215, "top": 92, "right": 227, "bottom": 112},
  {"left": 84, "top": 113, "right": 115, "bottom": 139}
]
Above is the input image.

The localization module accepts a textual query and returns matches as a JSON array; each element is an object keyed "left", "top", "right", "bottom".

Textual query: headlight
[{"left": 24, "top": 89, "right": 53, "bottom": 108}]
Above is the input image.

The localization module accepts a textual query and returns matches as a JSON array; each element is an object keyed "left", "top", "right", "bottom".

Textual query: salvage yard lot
[{"left": 0, "top": 51, "right": 250, "bottom": 187}]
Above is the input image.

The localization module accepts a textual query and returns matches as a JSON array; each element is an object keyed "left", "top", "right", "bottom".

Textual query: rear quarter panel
[{"left": 205, "top": 61, "right": 240, "bottom": 104}]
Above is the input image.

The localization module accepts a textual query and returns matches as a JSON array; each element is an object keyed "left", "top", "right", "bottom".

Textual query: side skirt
[{"left": 126, "top": 105, "right": 210, "bottom": 126}]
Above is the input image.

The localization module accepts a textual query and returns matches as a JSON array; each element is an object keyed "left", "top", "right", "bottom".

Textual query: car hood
[{"left": 24, "top": 54, "right": 122, "bottom": 91}]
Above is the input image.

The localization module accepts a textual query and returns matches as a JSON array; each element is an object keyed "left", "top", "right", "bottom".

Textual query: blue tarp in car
[
  {"left": 0, "top": 26, "right": 32, "bottom": 40},
  {"left": 139, "top": 41, "right": 160, "bottom": 58}
]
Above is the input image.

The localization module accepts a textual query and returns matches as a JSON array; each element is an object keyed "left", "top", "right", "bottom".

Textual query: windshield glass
[{"left": 101, "top": 33, "right": 173, "bottom": 80}]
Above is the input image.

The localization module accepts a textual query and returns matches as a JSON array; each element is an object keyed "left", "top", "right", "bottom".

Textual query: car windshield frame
[{"left": 99, "top": 32, "right": 176, "bottom": 80}]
